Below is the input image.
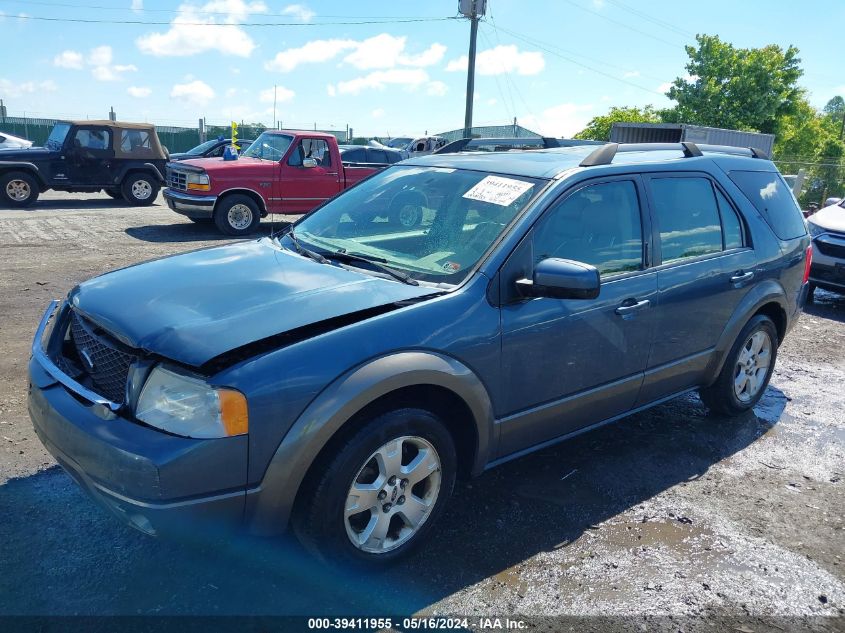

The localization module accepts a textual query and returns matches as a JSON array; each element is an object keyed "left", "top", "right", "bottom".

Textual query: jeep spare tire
[
  {"left": 122, "top": 173, "right": 159, "bottom": 206},
  {"left": 0, "top": 171, "right": 39, "bottom": 208},
  {"left": 214, "top": 194, "right": 261, "bottom": 236}
]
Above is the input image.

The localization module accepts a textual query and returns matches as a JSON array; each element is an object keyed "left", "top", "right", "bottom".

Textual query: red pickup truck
[{"left": 164, "top": 130, "right": 398, "bottom": 235}]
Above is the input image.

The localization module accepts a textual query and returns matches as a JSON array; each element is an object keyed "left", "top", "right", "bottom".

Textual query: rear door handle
[
  {"left": 730, "top": 271, "right": 754, "bottom": 284},
  {"left": 615, "top": 299, "right": 650, "bottom": 316}
]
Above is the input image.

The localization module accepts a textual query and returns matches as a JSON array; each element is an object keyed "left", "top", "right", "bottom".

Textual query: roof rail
[{"left": 578, "top": 141, "right": 769, "bottom": 167}]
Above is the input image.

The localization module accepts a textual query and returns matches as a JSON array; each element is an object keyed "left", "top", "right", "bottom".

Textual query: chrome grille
[
  {"left": 168, "top": 168, "right": 187, "bottom": 191},
  {"left": 69, "top": 312, "right": 136, "bottom": 404}
]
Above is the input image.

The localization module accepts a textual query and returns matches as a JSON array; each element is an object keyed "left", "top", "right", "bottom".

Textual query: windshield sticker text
[{"left": 462, "top": 175, "right": 534, "bottom": 207}]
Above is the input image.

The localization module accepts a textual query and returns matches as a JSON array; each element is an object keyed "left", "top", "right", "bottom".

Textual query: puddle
[{"left": 592, "top": 518, "right": 715, "bottom": 557}]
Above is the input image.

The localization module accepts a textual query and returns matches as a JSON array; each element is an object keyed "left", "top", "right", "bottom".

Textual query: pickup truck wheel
[
  {"left": 699, "top": 315, "right": 778, "bottom": 416},
  {"left": 0, "top": 171, "right": 39, "bottom": 208},
  {"left": 214, "top": 195, "right": 261, "bottom": 236},
  {"left": 122, "top": 173, "right": 159, "bottom": 206},
  {"left": 293, "top": 408, "right": 456, "bottom": 566}
]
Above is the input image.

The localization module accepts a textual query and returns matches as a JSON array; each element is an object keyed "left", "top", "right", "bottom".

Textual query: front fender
[
  {"left": 245, "top": 351, "right": 495, "bottom": 535},
  {"left": 0, "top": 161, "right": 48, "bottom": 188},
  {"left": 702, "top": 279, "right": 788, "bottom": 386}
]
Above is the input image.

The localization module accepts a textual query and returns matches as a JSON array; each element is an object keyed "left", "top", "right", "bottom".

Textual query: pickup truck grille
[
  {"left": 167, "top": 168, "right": 187, "bottom": 191},
  {"left": 64, "top": 311, "right": 137, "bottom": 404}
]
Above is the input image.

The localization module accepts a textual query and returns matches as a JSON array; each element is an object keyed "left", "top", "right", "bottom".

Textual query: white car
[
  {"left": 807, "top": 198, "right": 845, "bottom": 299},
  {"left": 0, "top": 132, "right": 33, "bottom": 150}
]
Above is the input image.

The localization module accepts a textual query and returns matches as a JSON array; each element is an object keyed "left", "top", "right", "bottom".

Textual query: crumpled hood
[
  {"left": 69, "top": 238, "right": 436, "bottom": 367},
  {"left": 809, "top": 204, "right": 845, "bottom": 234}
]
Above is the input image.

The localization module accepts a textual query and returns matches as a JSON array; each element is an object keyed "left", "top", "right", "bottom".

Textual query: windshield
[
  {"left": 242, "top": 132, "right": 293, "bottom": 161},
  {"left": 292, "top": 165, "right": 545, "bottom": 285},
  {"left": 187, "top": 139, "right": 219, "bottom": 155},
  {"left": 45, "top": 123, "right": 71, "bottom": 151}
]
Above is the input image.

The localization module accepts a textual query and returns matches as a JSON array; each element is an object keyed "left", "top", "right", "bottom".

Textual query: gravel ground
[{"left": 0, "top": 192, "right": 843, "bottom": 632}]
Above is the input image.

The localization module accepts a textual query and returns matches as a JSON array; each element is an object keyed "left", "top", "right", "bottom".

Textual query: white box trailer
[{"left": 610, "top": 123, "right": 774, "bottom": 157}]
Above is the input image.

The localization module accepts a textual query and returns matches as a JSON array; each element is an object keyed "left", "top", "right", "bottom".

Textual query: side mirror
[
  {"left": 516, "top": 258, "right": 600, "bottom": 300},
  {"left": 302, "top": 157, "right": 318, "bottom": 168}
]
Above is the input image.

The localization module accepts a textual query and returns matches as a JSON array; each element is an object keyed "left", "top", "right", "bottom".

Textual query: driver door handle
[{"left": 615, "top": 299, "right": 650, "bottom": 316}]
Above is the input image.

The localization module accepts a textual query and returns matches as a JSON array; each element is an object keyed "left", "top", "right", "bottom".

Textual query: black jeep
[{"left": 0, "top": 120, "right": 167, "bottom": 208}]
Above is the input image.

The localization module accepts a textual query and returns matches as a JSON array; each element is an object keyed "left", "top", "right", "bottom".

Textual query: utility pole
[{"left": 460, "top": 0, "right": 486, "bottom": 139}]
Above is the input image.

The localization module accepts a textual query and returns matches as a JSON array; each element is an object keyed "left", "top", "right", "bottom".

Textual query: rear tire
[
  {"left": 699, "top": 315, "right": 778, "bottom": 416},
  {"left": 0, "top": 171, "right": 39, "bottom": 208},
  {"left": 122, "top": 173, "right": 159, "bottom": 206},
  {"left": 806, "top": 283, "right": 816, "bottom": 303},
  {"left": 213, "top": 194, "right": 261, "bottom": 236},
  {"left": 293, "top": 408, "right": 456, "bottom": 567}
]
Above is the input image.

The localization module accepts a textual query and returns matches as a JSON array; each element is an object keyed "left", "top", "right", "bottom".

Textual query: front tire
[
  {"left": 121, "top": 173, "right": 159, "bottom": 206},
  {"left": 0, "top": 171, "right": 39, "bottom": 208},
  {"left": 293, "top": 408, "right": 456, "bottom": 566},
  {"left": 699, "top": 315, "right": 778, "bottom": 416},
  {"left": 214, "top": 194, "right": 261, "bottom": 236}
]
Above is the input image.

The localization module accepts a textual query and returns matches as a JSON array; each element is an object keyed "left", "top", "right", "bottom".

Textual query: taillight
[{"left": 802, "top": 244, "right": 813, "bottom": 284}]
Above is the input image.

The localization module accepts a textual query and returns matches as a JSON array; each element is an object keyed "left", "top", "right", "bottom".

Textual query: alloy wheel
[
  {"left": 733, "top": 330, "right": 773, "bottom": 403},
  {"left": 6, "top": 179, "right": 31, "bottom": 201},
  {"left": 344, "top": 436, "right": 441, "bottom": 554},
  {"left": 131, "top": 180, "right": 152, "bottom": 200}
]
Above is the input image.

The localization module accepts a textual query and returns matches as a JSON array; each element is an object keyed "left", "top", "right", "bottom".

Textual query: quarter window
[
  {"left": 651, "top": 177, "right": 722, "bottom": 262},
  {"left": 120, "top": 129, "right": 151, "bottom": 153},
  {"left": 534, "top": 180, "right": 644, "bottom": 276},
  {"left": 716, "top": 189, "right": 744, "bottom": 249}
]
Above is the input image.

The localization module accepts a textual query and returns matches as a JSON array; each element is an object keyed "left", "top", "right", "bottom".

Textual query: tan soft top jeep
[{"left": 0, "top": 120, "right": 168, "bottom": 207}]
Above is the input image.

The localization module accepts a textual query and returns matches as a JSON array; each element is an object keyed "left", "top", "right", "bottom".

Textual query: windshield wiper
[
  {"left": 327, "top": 251, "right": 419, "bottom": 286},
  {"left": 277, "top": 228, "right": 329, "bottom": 264}
]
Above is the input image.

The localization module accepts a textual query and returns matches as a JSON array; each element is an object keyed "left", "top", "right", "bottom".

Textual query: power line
[
  {"left": 603, "top": 0, "right": 696, "bottom": 39},
  {"left": 558, "top": 0, "right": 686, "bottom": 49},
  {"left": 8, "top": 13, "right": 460, "bottom": 27}
]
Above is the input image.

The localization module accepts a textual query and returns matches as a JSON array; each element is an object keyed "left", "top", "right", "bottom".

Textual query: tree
[
  {"left": 666, "top": 35, "right": 804, "bottom": 134},
  {"left": 573, "top": 105, "right": 661, "bottom": 141}
]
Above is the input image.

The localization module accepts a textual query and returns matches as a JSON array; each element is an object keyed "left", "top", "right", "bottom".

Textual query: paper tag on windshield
[{"left": 462, "top": 175, "right": 533, "bottom": 207}]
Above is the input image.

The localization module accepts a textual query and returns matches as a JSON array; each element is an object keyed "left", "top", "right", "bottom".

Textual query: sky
[{"left": 0, "top": 0, "right": 843, "bottom": 138}]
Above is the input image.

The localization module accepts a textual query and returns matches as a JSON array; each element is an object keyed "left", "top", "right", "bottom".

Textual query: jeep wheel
[
  {"left": 122, "top": 173, "right": 159, "bottom": 206},
  {"left": 699, "top": 315, "right": 778, "bottom": 416},
  {"left": 0, "top": 171, "right": 39, "bottom": 208},
  {"left": 294, "top": 408, "right": 456, "bottom": 566},
  {"left": 214, "top": 195, "right": 261, "bottom": 236}
]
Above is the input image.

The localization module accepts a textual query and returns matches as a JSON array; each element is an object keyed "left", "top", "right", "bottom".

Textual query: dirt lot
[{"left": 0, "top": 192, "right": 843, "bottom": 631}]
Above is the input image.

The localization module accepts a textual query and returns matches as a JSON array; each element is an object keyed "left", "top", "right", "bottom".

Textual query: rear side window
[
  {"left": 716, "top": 189, "right": 744, "bottom": 249},
  {"left": 368, "top": 149, "right": 388, "bottom": 163},
  {"left": 650, "top": 177, "right": 722, "bottom": 262},
  {"left": 728, "top": 171, "right": 806, "bottom": 239}
]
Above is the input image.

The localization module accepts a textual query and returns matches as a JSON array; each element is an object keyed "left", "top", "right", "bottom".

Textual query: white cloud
[
  {"left": 87, "top": 45, "right": 113, "bottom": 67},
  {"left": 371, "top": 108, "right": 385, "bottom": 119},
  {"left": 486, "top": 98, "right": 497, "bottom": 106},
  {"left": 333, "top": 69, "right": 429, "bottom": 95},
  {"left": 326, "top": 84, "right": 336, "bottom": 97},
  {"left": 445, "top": 45, "right": 544, "bottom": 76},
  {"left": 258, "top": 86, "right": 295, "bottom": 103},
  {"left": 127, "top": 85, "right": 152, "bottom": 97},
  {"left": 281, "top": 3, "right": 314, "bottom": 22},
  {"left": 426, "top": 81, "right": 448, "bottom": 97},
  {"left": 0, "top": 78, "right": 58, "bottom": 98},
  {"left": 137, "top": 0, "right": 267, "bottom": 58},
  {"left": 592, "top": 0, "right": 606, "bottom": 8},
  {"left": 131, "top": 0, "right": 143, "bottom": 11},
  {"left": 225, "top": 87, "right": 239, "bottom": 97},
  {"left": 54, "top": 50, "right": 84, "bottom": 69},
  {"left": 265, "top": 34, "right": 447, "bottom": 73},
  {"left": 624, "top": 70, "right": 640, "bottom": 78},
  {"left": 657, "top": 82, "right": 673, "bottom": 93},
  {"left": 265, "top": 38, "right": 356, "bottom": 72},
  {"left": 170, "top": 79, "right": 215, "bottom": 107},
  {"left": 520, "top": 102, "right": 595, "bottom": 137}
]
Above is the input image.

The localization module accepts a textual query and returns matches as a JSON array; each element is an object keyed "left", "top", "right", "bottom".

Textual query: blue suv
[{"left": 29, "top": 142, "right": 811, "bottom": 564}]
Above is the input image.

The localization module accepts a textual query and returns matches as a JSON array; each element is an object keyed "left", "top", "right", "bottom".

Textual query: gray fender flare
[
  {"left": 0, "top": 161, "right": 47, "bottom": 188},
  {"left": 246, "top": 351, "right": 495, "bottom": 535},
  {"left": 702, "top": 279, "right": 788, "bottom": 386}
]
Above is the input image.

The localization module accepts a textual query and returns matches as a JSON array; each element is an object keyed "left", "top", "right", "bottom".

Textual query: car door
[
  {"left": 636, "top": 173, "right": 757, "bottom": 404},
  {"left": 63, "top": 126, "right": 115, "bottom": 185},
  {"left": 497, "top": 176, "right": 657, "bottom": 458},
  {"left": 280, "top": 137, "right": 342, "bottom": 214}
]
